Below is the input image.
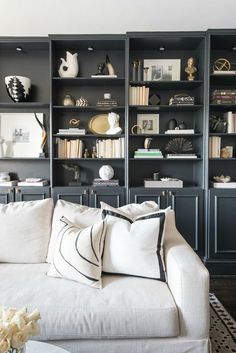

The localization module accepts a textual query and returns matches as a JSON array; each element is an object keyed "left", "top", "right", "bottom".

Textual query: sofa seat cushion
[{"left": 0, "top": 264, "right": 179, "bottom": 339}]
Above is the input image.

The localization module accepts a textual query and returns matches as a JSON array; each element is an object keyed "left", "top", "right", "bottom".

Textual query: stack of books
[
  {"left": 134, "top": 149, "right": 163, "bottom": 158},
  {"left": 213, "top": 70, "right": 236, "bottom": 75},
  {"left": 92, "top": 178, "right": 119, "bottom": 187},
  {"left": 96, "top": 97, "right": 118, "bottom": 107},
  {"left": 129, "top": 86, "right": 149, "bottom": 105},
  {"left": 223, "top": 111, "right": 236, "bottom": 133},
  {"left": 166, "top": 154, "right": 197, "bottom": 159},
  {"left": 209, "top": 136, "right": 221, "bottom": 158},
  {"left": 56, "top": 138, "right": 84, "bottom": 158},
  {"left": 0, "top": 180, "right": 18, "bottom": 186},
  {"left": 165, "top": 129, "right": 195, "bottom": 134},
  {"left": 18, "top": 178, "right": 48, "bottom": 186},
  {"left": 56, "top": 128, "right": 86, "bottom": 136},
  {"left": 211, "top": 90, "right": 236, "bottom": 104},
  {"left": 96, "top": 138, "right": 125, "bottom": 158}
]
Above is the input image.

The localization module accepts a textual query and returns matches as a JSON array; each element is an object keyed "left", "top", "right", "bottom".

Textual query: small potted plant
[{"left": 0, "top": 306, "right": 40, "bottom": 353}]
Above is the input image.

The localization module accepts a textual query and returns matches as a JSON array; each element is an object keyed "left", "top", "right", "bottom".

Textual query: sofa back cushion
[
  {"left": 0, "top": 198, "right": 54, "bottom": 263},
  {"left": 101, "top": 203, "right": 170, "bottom": 282},
  {"left": 47, "top": 200, "right": 159, "bottom": 263}
]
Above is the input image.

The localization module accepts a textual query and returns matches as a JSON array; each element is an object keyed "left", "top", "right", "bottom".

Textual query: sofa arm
[{"left": 164, "top": 212, "right": 209, "bottom": 339}]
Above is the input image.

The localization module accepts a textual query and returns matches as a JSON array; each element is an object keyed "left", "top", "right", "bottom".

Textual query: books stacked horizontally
[
  {"left": 212, "top": 182, "right": 236, "bottom": 188},
  {"left": 129, "top": 86, "right": 149, "bottom": 105},
  {"left": 96, "top": 138, "right": 125, "bottom": 158},
  {"left": 144, "top": 178, "right": 183, "bottom": 188},
  {"left": 165, "top": 129, "right": 195, "bottom": 134},
  {"left": 209, "top": 136, "right": 221, "bottom": 157},
  {"left": 134, "top": 149, "right": 163, "bottom": 158},
  {"left": 213, "top": 70, "right": 236, "bottom": 75},
  {"left": 223, "top": 111, "right": 236, "bottom": 133},
  {"left": 18, "top": 178, "right": 49, "bottom": 186},
  {"left": 92, "top": 178, "right": 119, "bottom": 187},
  {"left": 56, "top": 138, "right": 84, "bottom": 158},
  {"left": 166, "top": 154, "right": 197, "bottom": 159},
  {"left": 56, "top": 128, "right": 86, "bottom": 136},
  {"left": 0, "top": 180, "right": 18, "bottom": 186},
  {"left": 96, "top": 97, "right": 118, "bottom": 107},
  {"left": 211, "top": 90, "right": 236, "bottom": 104}
]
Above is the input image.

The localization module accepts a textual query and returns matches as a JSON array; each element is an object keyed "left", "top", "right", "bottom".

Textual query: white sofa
[{"left": 0, "top": 199, "right": 210, "bottom": 353}]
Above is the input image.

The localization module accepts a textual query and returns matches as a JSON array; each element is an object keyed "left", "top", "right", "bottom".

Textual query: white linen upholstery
[
  {"left": 47, "top": 217, "right": 106, "bottom": 288},
  {"left": 47, "top": 200, "right": 159, "bottom": 263},
  {"left": 0, "top": 263, "right": 179, "bottom": 339},
  {"left": 0, "top": 198, "right": 54, "bottom": 263},
  {"left": 164, "top": 210, "right": 210, "bottom": 339}
]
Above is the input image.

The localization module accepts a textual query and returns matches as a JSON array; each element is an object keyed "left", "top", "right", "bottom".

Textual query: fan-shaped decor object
[
  {"left": 5, "top": 76, "right": 31, "bottom": 102},
  {"left": 165, "top": 138, "right": 193, "bottom": 154}
]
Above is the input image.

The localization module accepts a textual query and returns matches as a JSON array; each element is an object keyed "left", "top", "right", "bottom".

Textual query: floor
[{"left": 210, "top": 277, "right": 236, "bottom": 320}]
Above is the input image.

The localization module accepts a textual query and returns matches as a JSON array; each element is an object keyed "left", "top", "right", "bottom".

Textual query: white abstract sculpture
[
  {"left": 106, "top": 112, "right": 122, "bottom": 135},
  {"left": 0, "top": 137, "right": 5, "bottom": 158},
  {"left": 58, "top": 51, "right": 79, "bottom": 78},
  {"left": 99, "top": 165, "right": 114, "bottom": 180}
]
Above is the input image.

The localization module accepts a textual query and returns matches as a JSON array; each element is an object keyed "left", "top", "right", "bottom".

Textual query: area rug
[{"left": 210, "top": 293, "right": 236, "bottom": 352}]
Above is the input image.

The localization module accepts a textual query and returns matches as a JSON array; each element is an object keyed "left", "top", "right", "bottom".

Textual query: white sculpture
[
  {"left": 106, "top": 112, "right": 122, "bottom": 135},
  {"left": 0, "top": 137, "right": 5, "bottom": 158},
  {"left": 58, "top": 51, "right": 79, "bottom": 78},
  {"left": 99, "top": 165, "right": 114, "bottom": 180}
]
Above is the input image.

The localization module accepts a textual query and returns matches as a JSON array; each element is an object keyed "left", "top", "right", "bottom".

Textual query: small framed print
[
  {"left": 137, "top": 114, "right": 159, "bottom": 134},
  {"left": 143, "top": 59, "right": 181, "bottom": 81}
]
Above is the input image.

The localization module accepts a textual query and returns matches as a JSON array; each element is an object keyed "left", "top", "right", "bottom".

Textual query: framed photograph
[
  {"left": 0, "top": 113, "right": 44, "bottom": 157},
  {"left": 143, "top": 59, "right": 181, "bottom": 81},
  {"left": 137, "top": 114, "right": 159, "bottom": 134}
]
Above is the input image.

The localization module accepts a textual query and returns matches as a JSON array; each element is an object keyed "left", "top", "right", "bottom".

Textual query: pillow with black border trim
[
  {"left": 101, "top": 205, "right": 171, "bottom": 282},
  {"left": 47, "top": 216, "right": 106, "bottom": 289}
]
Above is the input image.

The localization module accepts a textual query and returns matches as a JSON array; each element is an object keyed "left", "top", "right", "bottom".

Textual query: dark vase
[{"left": 168, "top": 119, "right": 177, "bottom": 130}]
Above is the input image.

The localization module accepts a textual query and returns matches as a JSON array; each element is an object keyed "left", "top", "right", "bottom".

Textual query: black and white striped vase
[{"left": 5, "top": 76, "right": 31, "bottom": 102}]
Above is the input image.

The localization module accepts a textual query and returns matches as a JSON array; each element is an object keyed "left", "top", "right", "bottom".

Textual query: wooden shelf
[
  {"left": 209, "top": 158, "right": 236, "bottom": 160},
  {"left": 129, "top": 105, "right": 203, "bottom": 112},
  {"left": 0, "top": 157, "right": 50, "bottom": 160},
  {"left": 129, "top": 133, "right": 202, "bottom": 137},
  {"left": 130, "top": 157, "right": 202, "bottom": 161},
  {"left": 129, "top": 80, "right": 203, "bottom": 89},
  {"left": 53, "top": 134, "right": 125, "bottom": 138},
  {"left": 210, "top": 104, "right": 236, "bottom": 111},
  {"left": 210, "top": 74, "right": 236, "bottom": 84},
  {"left": 54, "top": 158, "right": 125, "bottom": 161},
  {"left": 0, "top": 102, "right": 50, "bottom": 109},
  {"left": 52, "top": 77, "right": 125, "bottom": 85},
  {"left": 209, "top": 133, "right": 236, "bottom": 136},
  {"left": 52, "top": 106, "right": 125, "bottom": 112}
]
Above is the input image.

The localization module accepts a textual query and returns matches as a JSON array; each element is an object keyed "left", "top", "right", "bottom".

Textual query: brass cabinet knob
[
  {"left": 91, "top": 190, "right": 96, "bottom": 195},
  {"left": 83, "top": 189, "right": 88, "bottom": 195},
  {"left": 16, "top": 188, "right": 21, "bottom": 194},
  {"left": 8, "top": 188, "right": 14, "bottom": 194},
  {"left": 161, "top": 190, "right": 166, "bottom": 196}
]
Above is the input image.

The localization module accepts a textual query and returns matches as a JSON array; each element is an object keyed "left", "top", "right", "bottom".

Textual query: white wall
[{"left": 0, "top": 0, "right": 236, "bottom": 36}]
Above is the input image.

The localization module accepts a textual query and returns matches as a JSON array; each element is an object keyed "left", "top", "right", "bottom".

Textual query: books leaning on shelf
[
  {"left": 166, "top": 154, "right": 197, "bottom": 159},
  {"left": 134, "top": 148, "right": 163, "bottom": 158},
  {"left": 129, "top": 86, "right": 149, "bottom": 105},
  {"left": 165, "top": 129, "right": 195, "bottom": 134},
  {"left": 223, "top": 111, "right": 236, "bottom": 133},
  {"left": 96, "top": 137, "right": 125, "bottom": 158},
  {"left": 209, "top": 136, "right": 221, "bottom": 158},
  {"left": 56, "top": 138, "right": 84, "bottom": 158},
  {"left": 0, "top": 180, "right": 18, "bottom": 186},
  {"left": 144, "top": 178, "right": 183, "bottom": 188},
  {"left": 92, "top": 178, "right": 119, "bottom": 187},
  {"left": 18, "top": 178, "right": 49, "bottom": 186},
  {"left": 56, "top": 128, "right": 86, "bottom": 135}
]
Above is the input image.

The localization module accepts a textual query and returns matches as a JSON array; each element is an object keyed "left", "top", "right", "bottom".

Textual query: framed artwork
[
  {"left": 0, "top": 113, "right": 44, "bottom": 157},
  {"left": 137, "top": 114, "right": 159, "bottom": 134},
  {"left": 143, "top": 59, "right": 181, "bottom": 81}
]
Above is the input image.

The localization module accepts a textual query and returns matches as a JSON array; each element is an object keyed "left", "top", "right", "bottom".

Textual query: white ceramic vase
[
  {"left": 5, "top": 76, "right": 31, "bottom": 102},
  {"left": 58, "top": 51, "right": 79, "bottom": 78}
]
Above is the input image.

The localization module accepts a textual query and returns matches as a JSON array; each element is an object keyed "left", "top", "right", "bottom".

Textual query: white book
[
  {"left": 166, "top": 154, "right": 197, "bottom": 159},
  {"left": 209, "top": 137, "right": 212, "bottom": 158},
  {"left": 144, "top": 179, "right": 183, "bottom": 188},
  {"left": 165, "top": 129, "right": 195, "bottom": 134},
  {"left": 91, "top": 75, "right": 117, "bottom": 78},
  {"left": 213, "top": 70, "right": 236, "bottom": 75},
  {"left": 212, "top": 182, "right": 236, "bottom": 188},
  {"left": 0, "top": 180, "right": 18, "bottom": 186},
  {"left": 18, "top": 180, "right": 48, "bottom": 186},
  {"left": 224, "top": 111, "right": 234, "bottom": 133}
]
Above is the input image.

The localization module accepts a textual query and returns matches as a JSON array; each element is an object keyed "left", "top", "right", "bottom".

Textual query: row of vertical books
[
  {"left": 129, "top": 86, "right": 149, "bottom": 105},
  {"left": 96, "top": 138, "right": 125, "bottom": 158},
  {"left": 56, "top": 138, "right": 84, "bottom": 158},
  {"left": 209, "top": 136, "right": 221, "bottom": 158}
]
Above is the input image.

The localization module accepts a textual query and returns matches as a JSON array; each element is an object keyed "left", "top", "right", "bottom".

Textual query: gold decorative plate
[{"left": 88, "top": 114, "right": 109, "bottom": 135}]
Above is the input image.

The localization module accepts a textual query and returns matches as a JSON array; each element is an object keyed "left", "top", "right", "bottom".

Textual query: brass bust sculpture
[{"left": 185, "top": 57, "right": 197, "bottom": 81}]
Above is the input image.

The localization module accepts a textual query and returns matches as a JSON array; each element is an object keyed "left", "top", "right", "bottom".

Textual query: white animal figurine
[{"left": 58, "top": 51, "right": 79, "bottom": 78}]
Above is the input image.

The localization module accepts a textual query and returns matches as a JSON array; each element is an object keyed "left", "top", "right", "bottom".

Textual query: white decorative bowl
[{"left": 5, "top": 76, "right": 31, "bottom": 102}]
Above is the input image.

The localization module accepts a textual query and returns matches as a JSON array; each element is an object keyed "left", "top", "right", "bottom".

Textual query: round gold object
[
  {"left": 213, "top": 58, "right": 231, "bottom": 71},
  {"left": 88, "top": 114, "right": 109, "bottom": 135},
  {"left": 131, "top": 124, "right": 142, "bottom": 134},
  {"left": 69, "top": 118, "right": 80, "bottom": 127}
]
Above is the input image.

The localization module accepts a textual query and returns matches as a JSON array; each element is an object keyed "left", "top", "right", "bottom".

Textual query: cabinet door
[
  {"left": 89, "top": 187, "right": 125, "bottom": 208},
  {"left": 129, "top": 188, "right": 167, "bottom": 208},
  {"left": 15, "top": 187, "right": 50, "bottom": 202},
  {"left": 167, "top": 188, "right": 203, "bottom": 254},
  {"left": 0, "top": 187, "right": 14, "bottom": 204},
  {"left": 52, "top": 187, "right": 89, "bottom": 205},
  {"left": 209, "top": 189, "right": 236, "bottom": 260}
]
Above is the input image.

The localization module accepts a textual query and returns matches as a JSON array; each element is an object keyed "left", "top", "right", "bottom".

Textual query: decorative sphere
[{"left": 99, "top": 165, "right": 114, "bottom": 180}]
